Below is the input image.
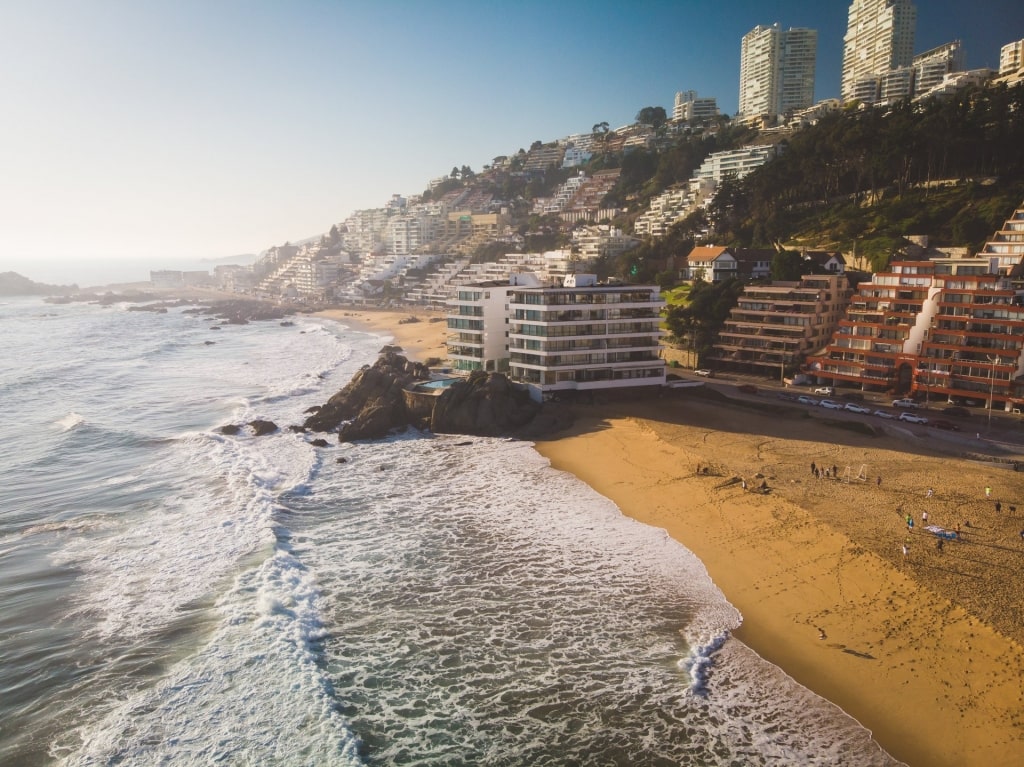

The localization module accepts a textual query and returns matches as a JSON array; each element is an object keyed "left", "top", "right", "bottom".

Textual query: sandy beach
[
  {"left": 317, "top": 307, "right": 1024, "bottom": 767},
  {"left": 315, "top": 307, "right": 449, "bottom": 364}
]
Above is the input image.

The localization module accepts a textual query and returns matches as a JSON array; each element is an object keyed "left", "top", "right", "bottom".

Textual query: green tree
[
  {"left": 771, "top": 250, "right": 803, "bottom": 281},
  {"left": 635, "top": 106, "right": 668, "bottom": 129}
]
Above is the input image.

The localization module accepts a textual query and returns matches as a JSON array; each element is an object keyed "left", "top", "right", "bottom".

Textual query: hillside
[{"left": 0, "top": 271, "right": 77, "bottom": 297}]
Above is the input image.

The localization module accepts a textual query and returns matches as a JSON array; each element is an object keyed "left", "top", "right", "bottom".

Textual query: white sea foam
[
  {"left": 55, "top": 412, "right": 85, "bottom": 431},
  {"left": 57, "top": 548, "right": 363, "bottom": 766}
]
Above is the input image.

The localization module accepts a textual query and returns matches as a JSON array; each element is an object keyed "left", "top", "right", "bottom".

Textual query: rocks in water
[
  {"left": 336, "top": 457, "right": 348, "bottom": 464},
  {"left": 303, "top": 351, "right": 431, "bottom": 441},
  {"left": 302, "top": 352, "right": 545, "bottom": 443},
  {"left": 310, "top": 438, "right": 329, "bottom": 447},
  {"left": 430, "top": 370, "right": 540, "bottom": 436},
  {"left": 218, "top": 420, "right": 279, "bottom": 437},
  {"left": 204, "top": 340, "right": 216, "bottom": 345},
  {"left": 249, "top": 419, "right": 278, "bottom": 436}
]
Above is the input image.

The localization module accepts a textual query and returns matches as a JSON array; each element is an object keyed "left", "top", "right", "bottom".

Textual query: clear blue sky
[{"left": 2, "top": 1, "right": 1021, "bottom": 281}]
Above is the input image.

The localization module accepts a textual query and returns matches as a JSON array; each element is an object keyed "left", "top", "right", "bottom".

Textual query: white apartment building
[
  {"left": 571, "top": 225, "right": 639, "bottom": 263},
  {"left": 507, "top": 274, "right": 666, "bottom": 400},
  {"left": 447, "top": 276, "right": 542, "bottom": 374},
  {"left": 1001, "top": 39, "right": 1024, "bottom": 76},
  {"left": 842, "top": 0, "right": 917, "bottom": 103},
  {"left": 879, "top": 66, "right": 914, "bottom": 103},
  {"left": 739, "top": 24, "right": 817, "bottom": 119},
  {"left": 673, "top": 90, "right": 719, "bottom": 123},
  {"left": 913, "top": 41, "right": 964, "bottom": 94},
  {"left": 690, "top": 145, "right": 779, "bottom": 192}
]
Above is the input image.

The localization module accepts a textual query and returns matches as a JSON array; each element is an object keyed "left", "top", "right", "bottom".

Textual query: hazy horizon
[{"left": 2, "top": 1, "right": 1021, "bottom": 271}]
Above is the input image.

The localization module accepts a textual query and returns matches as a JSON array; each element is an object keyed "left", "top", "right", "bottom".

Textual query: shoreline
[
  {"left": 318, "top": 309, "right": 1024, "bottom": 766},
  {"left": 313, "top": 307, "right": 449, "bottom": 364},
  {"left": 535, "top": 406, "right": 1024, "bottom": 767}
]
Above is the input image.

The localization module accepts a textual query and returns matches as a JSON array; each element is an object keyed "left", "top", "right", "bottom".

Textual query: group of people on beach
[{"left": 809, "top": 462, "right": 839, "bottom": 480}]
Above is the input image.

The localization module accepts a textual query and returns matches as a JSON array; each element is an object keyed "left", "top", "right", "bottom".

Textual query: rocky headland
[{"left": 298, "top": 350, "right": 552, "bottom": 442}]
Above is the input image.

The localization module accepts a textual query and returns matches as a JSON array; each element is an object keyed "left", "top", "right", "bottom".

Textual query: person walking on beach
[
  {"left": 995, "top": 501, "right": 1002, "bottom": 513},
  {"left": 922, "top": 510, "right": 929, "bottom": 525},
  {"left": 906, "top": 514, "right": 914, "bottom": 533},
  {"left": 902, "top": 541, "right": 910, "bottom": 559},
  {"left": 877, "top": 475, "right": 882, "bottom": 486},
  {"left": 811, "top": 462, "right": 816, "bottom": 476},
  {"left": 926, "top": 487, "right": 934, "bottom": 499},
  {"left": 985, "top": 485, "right": 992, "bottom": 498}
]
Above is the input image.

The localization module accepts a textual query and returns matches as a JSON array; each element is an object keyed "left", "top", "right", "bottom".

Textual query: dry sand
[
  {"left": 315, "top": 308, "right": 1024, "bottom": 766},
  {"left": 314, "top": 307, "right": 449, "bottom": 363}
]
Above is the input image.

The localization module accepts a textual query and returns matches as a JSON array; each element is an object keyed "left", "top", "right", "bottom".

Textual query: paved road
[{"left": 671, "top": 369, "right": 1024, "bottom": 452}]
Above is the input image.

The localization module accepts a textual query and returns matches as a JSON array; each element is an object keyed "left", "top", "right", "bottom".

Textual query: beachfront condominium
[
  {"left": 710, "top": 275, "right": 853, "bottom": 378},
  {"left": 739, "top": 24, "right": 817, "bottom": 119},
  {"left": 820, "top": 202, "right": 1024, "bottom": 408},
  {"left": 507, "top": 274, "right": 666, "bottom": 401},
  {"left": 841, "top": 0, "right": 917, "bottom": 103}
]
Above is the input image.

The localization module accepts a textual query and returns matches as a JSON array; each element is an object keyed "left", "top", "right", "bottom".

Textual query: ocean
[{"left": 0, "top": 296, "right": 902, "bottom": 766}]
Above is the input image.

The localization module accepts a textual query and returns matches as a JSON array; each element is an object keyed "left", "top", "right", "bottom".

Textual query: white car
[
  {"left": 892, "top": 398, "right": 918, "bottom": 409},
  {"left": 873, "top": 409, "right": 895, "bottom": 419},
  {"left": 813, "top": 386, "right": 833, "bottom": 395},
  {"left": 694, "top": 369, "right": 712, "bottom": 377},
  {"left": 899, "top": 412, "right": 929, "bottom": 424},
  {"left": 819, "top": 399, "right": 843, "bottom": 409},
  {"left": 797, "top": 395, "right": 819, "bottom": 406},
  {"left": 844, "top": 402, "right": 871, "bottom": 414}
]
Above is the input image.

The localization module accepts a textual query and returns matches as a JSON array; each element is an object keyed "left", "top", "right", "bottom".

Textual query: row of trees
[{"left": 710, "top": 84, "right": 1024, "bottom": 260}]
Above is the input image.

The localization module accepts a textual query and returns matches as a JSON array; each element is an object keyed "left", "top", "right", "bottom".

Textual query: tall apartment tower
[
  {"left": 739, "top": 23, "right": 817, "bottom": 119},
  {"left": 1001, "top": 39, "right": 1024, "bottom": 76},
  {"left": 841, "top": 0, "right": 917, "bottom": 102}
]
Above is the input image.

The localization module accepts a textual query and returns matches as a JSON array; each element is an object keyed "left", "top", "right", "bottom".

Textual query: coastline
[
  {"left": 317, "top": 309, "right": 1024, "bottom": 766},
  {"left": 314, "top": 307, "right": 449, "bottom": 364}
]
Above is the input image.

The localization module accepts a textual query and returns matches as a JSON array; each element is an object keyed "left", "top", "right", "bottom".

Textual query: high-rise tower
[
  {"left": 841, "top": 0, "right": 917, "bottom": 102},
  {"left": 739, "top": 23, "right": 817, "bottom": 119}
]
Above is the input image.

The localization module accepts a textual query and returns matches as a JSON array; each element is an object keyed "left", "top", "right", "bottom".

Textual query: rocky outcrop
[
  {"left": 301, "top": 353, "right": 550, "bottom": 442},
  {"left": 430, "top": 370, "right": 540, "bottom": 436},
  {"left": 302, "top": 351, "right": 431, "bottom": 441}
]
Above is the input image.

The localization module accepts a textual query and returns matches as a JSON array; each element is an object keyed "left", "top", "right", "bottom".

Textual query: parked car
[
  {"left": 813, "top": 386, "right": 834, "bottom": 395},
  {"left": 943, "top": 406, "right": 971, "bottom": 418},
  {"left": 819, "top": 399, "right": 843, "bottom": 410},
  {"left": 737, "top": 384, "right": 758, "bottom": 395},
  {"left": 873, "top": 410, "right": 895, "bottom": 419},
  {"left": 844, "top": 402, "right": 871, "bottom": 414},
  {"left": 898, "top": 412, "right": 929, "bottom": 424},
  {"left": 892, "top": 398, "right": 919, "bottom": 409},
  {"left": 797, "top": 395, "right": 819, "bottom": 406},
  {"left": 930, "top": 419, "right": 960, "bottom": 431},
  {"left": 695, "top": 369, "right": 713, "bottom": 377}
]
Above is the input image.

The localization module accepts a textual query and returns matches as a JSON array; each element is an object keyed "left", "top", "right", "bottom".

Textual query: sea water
[{"left": 0, "top": 296, "right": 902, "bottom": 766}]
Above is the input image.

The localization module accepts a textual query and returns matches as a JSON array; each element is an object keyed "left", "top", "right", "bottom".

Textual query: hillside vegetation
[{"left": 705, "top": 84, "right": 1024, "bottom": 270}]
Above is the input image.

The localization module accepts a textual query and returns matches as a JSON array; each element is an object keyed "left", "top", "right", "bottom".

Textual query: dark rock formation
[
  {"left": 430, "top": 370, "right": 540, "bottom": 436},
  {"left": 310, "top": 438, "right": 329, "bottom": 447},
  {"left": 303, "top": 351, "right": 431, "bottom": 441},
  {"left": 249, "top": 419, "right": 278, "bottom": 436},
  {"left": 302, "top": 353, "right": 554, "bottom": 443},
  {"left": 217, "top": 424, "right": 242, "bottom": 435}
]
